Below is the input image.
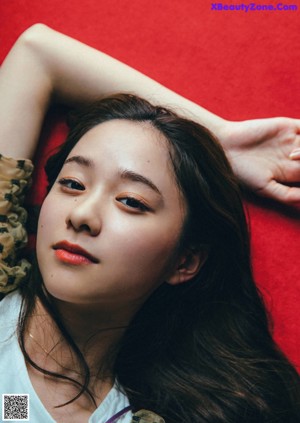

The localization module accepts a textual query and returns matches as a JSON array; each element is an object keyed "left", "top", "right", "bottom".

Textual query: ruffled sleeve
[
  {"left": 0, "top": 154, "right": 34, "bottom": 294},
  {"left": 132, "top": 410, "right": 165, "bottom": 422}
]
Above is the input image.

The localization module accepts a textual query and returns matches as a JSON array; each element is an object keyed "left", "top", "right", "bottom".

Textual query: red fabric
[{"left": 1, "top": 0, "right": 299, "bottom": 367}]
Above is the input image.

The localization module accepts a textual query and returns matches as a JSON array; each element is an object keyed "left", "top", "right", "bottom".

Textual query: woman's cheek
[
  {"left": 37, "top": 194, "right": 65, "bottom": 253},
  {"left": 108, "top": 217, "right": 180, "bottom": 267}
]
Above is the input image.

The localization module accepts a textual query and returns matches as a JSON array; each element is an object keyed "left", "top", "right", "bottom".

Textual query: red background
[{"left": 0, "top": 0, "right": 299, "bottom": 367}]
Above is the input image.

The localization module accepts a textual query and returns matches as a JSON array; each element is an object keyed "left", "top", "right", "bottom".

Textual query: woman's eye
[
  {"left": 117, "top": 197, "right": 150, "bottom": 212},
  {"left": 58, "top": 178, "right": 85, "bottom": 191}
]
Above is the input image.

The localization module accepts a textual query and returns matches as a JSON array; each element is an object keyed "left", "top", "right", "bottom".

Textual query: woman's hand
[{"left": 222, "top": 117, "right": 300, "bottom": 204}]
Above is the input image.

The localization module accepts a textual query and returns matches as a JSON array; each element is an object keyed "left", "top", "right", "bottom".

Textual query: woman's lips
[{"left": 53, "top": 241, "right": 99, "bottom": 265}]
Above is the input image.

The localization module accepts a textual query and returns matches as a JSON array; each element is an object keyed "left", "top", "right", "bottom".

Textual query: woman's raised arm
[
  {"left": 0, "top": 24, "right": 228, "bottom": 158},
  {"left": 1, "top": 24, "right": 299, "bottom": 202},
  {"left": 0, "top": 25, "right": 53, "bottom": 159}
]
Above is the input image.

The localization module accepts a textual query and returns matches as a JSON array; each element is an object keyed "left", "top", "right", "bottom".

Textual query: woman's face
[{"left": 36, "top": 120, "right": 186, "bottom": 312}]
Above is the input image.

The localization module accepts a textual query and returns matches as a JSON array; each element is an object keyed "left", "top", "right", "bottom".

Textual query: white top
[{"left": 0, "top": 291, "right": 132, "bottom": 423}]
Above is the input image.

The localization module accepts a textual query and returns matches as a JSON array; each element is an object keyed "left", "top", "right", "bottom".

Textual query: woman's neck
[{"left": 24, "top": 296, "right": 130, "bottom": 394}]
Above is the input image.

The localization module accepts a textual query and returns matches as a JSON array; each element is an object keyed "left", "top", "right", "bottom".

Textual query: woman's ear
[{"left": 166, "top": 248, "right": 207, "bottom": 286}]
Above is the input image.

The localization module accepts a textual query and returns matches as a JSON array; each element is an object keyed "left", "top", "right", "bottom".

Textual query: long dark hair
[{"left": 19, "top": 94, "right": 300, "bottom": 422}]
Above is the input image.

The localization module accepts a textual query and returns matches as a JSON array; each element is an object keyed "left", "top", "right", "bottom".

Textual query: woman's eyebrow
[
  {"left": 120, "top": 169, "right": 162, "bottom": 196},
  {"left": 63, "top": 157, "right": 161, "bottom": 195},
  {"left": 64, "top": 155, "right": 94, "bottom": 167}
]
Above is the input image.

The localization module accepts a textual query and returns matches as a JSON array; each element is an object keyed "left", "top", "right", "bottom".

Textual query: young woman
[{"left": 0, "top": 25, "right": 300, "bottom": 423}]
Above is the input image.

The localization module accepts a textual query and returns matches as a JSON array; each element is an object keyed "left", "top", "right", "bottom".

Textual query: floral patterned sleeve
[
  {"left": 132, "top": 410, "right": 165, "bottom": 422},
  {"left": 0, "top": 154, "right": 34, "bottom": 294}
]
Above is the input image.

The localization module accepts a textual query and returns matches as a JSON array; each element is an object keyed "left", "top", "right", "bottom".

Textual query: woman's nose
[{"left": 66, "top": 195, "right": 102, "bottom": 236}]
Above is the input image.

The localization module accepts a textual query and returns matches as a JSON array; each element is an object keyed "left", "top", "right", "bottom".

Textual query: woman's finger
[
  {"left": 265, "top": 180, "right": 300, "bottom": 204},
  {"left": 289, "top": 148, "right": 300, "bottom": 160}
]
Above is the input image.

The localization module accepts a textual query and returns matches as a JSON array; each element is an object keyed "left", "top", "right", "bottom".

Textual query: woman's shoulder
[
  {"left": 0, "top": 290, "right": 22, "bottom": 316},
  {"left": 0, "top": 290, "right": 22, "bottom": 340}
]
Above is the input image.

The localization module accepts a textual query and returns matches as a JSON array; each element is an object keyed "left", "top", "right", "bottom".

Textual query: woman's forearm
[
  {"left": 33, "top": 25, "right": 227, "bottom": 130},
  {"left": 0, "top": 24, "right": 228, "bottom": 159}
]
